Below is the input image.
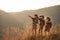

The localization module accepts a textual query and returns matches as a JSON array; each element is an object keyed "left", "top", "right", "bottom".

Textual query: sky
[{"left": 0, "top": 0, "right": 60, "bottom": 12}]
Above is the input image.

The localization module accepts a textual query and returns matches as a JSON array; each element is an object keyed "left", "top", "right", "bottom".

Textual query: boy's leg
[
  {"left": 32, "top": 24, "right": 35, "bottom": 36},
  {"left": 34, "top": 24, "right": 37, "bottom": 36},
  {"left": 40, "top": 26, "right": 43, "bottom": 36},
  {"left": 44, "top": 28, "right": 50, "bottom": 36},
  {"left": 39, "top": 28, "right": 40, "bottom": 35},
  {"left": 39, "top": 25, "right": 41, "bottom": 35},
  {"left": 44, "top": 28, "right": 47, "bottom": 36},
  {"left": 47, "top": 28, "right": 51, "bottom": 36}
]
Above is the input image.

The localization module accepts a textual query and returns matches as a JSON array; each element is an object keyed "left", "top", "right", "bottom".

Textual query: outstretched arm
[{"left": 29, "top": 16, "right": 34, "bottom": 19}]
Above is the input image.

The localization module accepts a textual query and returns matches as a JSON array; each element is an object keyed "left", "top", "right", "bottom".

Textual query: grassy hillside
[
  {"left": 0, "top": 5, "right": 60, "bottom": 40},
  {"left": 9, "top": 5, "right": 60, "bottom": 26}
]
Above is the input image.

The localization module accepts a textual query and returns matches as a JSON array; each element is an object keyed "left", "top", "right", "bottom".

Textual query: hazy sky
[{"left": 0, "top": 0, "right": 60, "bottom": 12}]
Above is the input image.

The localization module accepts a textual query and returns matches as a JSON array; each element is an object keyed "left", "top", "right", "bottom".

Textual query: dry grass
[
  {"left": 21, "top": 25, "right": 60, "bottom": 40},
  {"left": 0, "top": 25, "right": 60, "bottom": 40}
]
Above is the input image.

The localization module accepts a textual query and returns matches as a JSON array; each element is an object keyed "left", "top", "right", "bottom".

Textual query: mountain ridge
[{"left": 0, "top": 5, "right": 60, "bottom": 27}]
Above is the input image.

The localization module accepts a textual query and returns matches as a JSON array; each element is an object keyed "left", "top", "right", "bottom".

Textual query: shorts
[
  {"left": 39, "top": 25, "right": 44, "bottom": 30},
  {"left": 32, "top": 23, "right": 37, "bottom": 30},
  {"left": 45, "top": 26, "right": 51, "bottom": 32}
]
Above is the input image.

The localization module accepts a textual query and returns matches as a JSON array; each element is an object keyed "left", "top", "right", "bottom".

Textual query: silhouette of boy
[
  {"left": 29, "top": 14, "right": 38, "bottom": 36},
  {"left": 39, "top": 15, "right": 45, "bottom": 35},
  {"left": 44, "top": 17, "right": 52, "bottom": 36}
]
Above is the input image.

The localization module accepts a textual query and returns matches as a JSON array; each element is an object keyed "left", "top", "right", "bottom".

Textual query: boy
[
  {"left": 29, "top": 14, "right": 39, "bottom": 36},
  {"left": 44, "top": 17, "right": 52, "bottom": 36},
  {"left": 39, "top": 15, "right": 45, "bottom": 35}
]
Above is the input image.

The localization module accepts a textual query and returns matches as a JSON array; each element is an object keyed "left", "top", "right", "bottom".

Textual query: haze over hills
[
  {"left": 0, "top": 5, "right": 60, "bottom": 40},
  {"left": 0, "top": 5, "right": 60, "bottom": 27},
  {"left": 9, "top": 5, "right": 60, "bottom": 26}
]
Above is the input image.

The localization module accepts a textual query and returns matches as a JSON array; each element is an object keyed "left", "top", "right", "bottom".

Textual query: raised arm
[{"left": 29, "top": 16, "right": 34, "bottom": 19}]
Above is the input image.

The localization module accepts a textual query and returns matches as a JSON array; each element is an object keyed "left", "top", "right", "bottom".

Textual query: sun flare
[{"left": 0, "top": 0, "right": 60, "bottom": 12}]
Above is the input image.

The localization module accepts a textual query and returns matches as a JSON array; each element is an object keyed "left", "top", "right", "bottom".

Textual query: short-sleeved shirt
[
  {"left": 46, "top": 21, "right": 52, "bottom": 28},
  {"left": 32, "top": 18, "right": 38, "bottom": 24},
  {"left": 39, "top": 19, "right": 45, "bottom": 26}
]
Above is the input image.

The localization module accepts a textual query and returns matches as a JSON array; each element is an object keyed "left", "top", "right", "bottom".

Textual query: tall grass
[
  {"left": 21, "top": 25, "right": 60, "bottom": 40},
  {"left": 0, "top": 25, "right": 60, "bottom": 40}
]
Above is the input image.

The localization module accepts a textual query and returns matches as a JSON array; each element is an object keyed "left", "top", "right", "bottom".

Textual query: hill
[
  {"left": 9, "top": 5, "right": 60, "bottom": 26},
  {"left": 0, "top": 5, "right": 60, "bottom": 40},
  {"left": 0, "top": 5, "right": 60, "bottom": 29}
]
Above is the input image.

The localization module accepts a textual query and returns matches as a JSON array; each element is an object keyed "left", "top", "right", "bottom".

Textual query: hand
[{"left": 29, "top": 16, "right": 31, "bottom": 17}]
